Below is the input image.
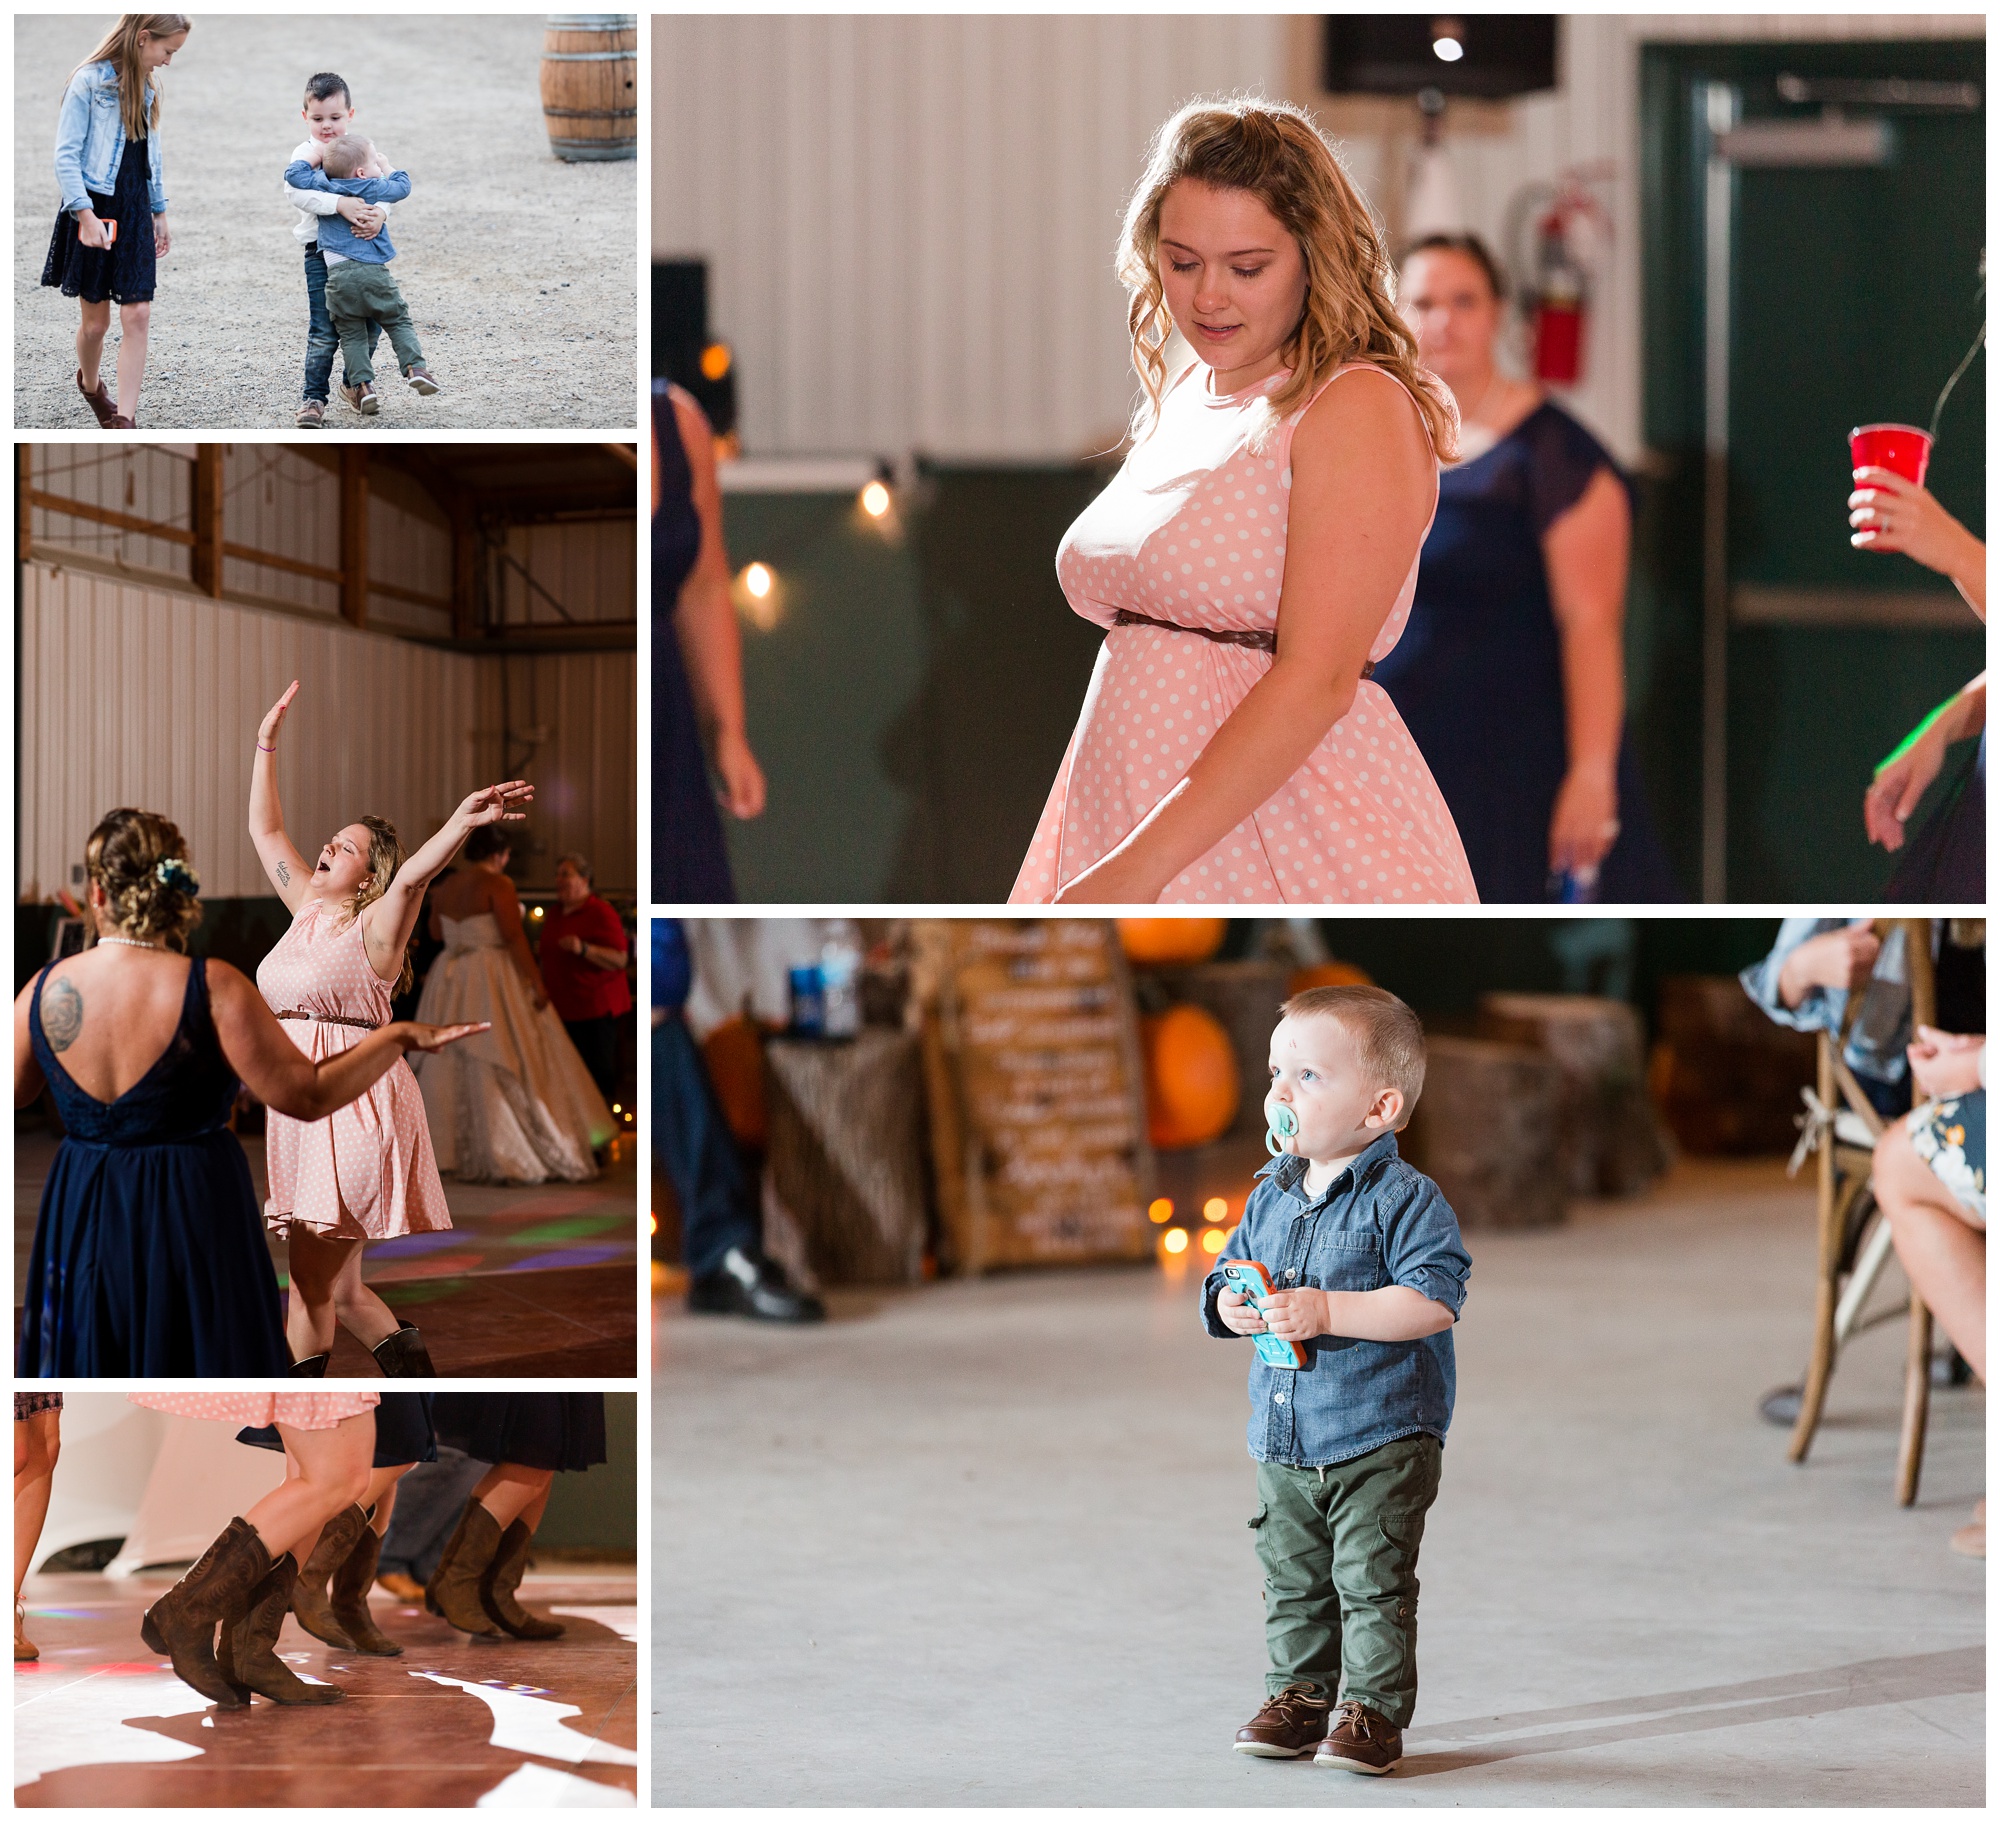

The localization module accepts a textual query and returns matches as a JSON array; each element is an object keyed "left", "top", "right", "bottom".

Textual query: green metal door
[{"left": 1640, "top": 40, "right": 1984, "bottom": 900}]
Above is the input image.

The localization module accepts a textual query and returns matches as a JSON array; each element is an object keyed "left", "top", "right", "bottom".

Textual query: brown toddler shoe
[
  {"left": 1232, "top": 1683, "right": 1331, "bottom": 1757},
  {"left": 403, "top": 364, "right": 440, "bottom": 396},
  {"left": 1314, "top": 1699, "right": 1402, "bottom": 1774}
]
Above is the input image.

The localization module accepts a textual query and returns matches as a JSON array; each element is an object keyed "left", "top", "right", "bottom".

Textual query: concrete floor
[{"left": 656, "top": 1160, "right": 1984, "bottom": 1805}]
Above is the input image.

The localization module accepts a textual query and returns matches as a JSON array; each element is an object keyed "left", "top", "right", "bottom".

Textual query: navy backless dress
[
  {"left": 17, "top": 957, "right": 290, "bottom": 1376},
  {"left": 653, "top": 379, "right": 738, "bottom": 902},
  {"left": 1372, "top": 402, "right": 1682, "bottom": 903}
]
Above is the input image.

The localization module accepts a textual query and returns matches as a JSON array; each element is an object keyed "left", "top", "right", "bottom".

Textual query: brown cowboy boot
[
  {"left": 139, "top": 1518, "right": 269, "bottom": 1707},
  {"left": 480, "top": 1522, "right": 564, "bottom": 1639},
  {"left": 291, "top": 1504, "right": 367, "bottom": 1649},
  {"left": 425, "top": 1501, "right": 503, "bottom": 1636},
  {"left": 328, "top": 1520, "right": 403, "bottom": 1656},
  {"left": 75, "top": 368, "right": 118, "bottom": 428},
  {"left": 217, "top": 1554, "right": 344, "bottom": 1705},
  {"left": 371, "top": 1321, "right": 436, "bottom": 1377}
]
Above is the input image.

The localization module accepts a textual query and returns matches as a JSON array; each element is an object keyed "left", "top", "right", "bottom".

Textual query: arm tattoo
[
  {"left": 43, "top": 978, "right": 83, "bottom": 1052},
  {"left": 276, "top": 860, "right": 291, "bottom": 887}
]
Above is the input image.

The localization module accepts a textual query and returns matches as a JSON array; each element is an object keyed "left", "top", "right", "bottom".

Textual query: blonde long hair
[
  {"left": 1117, "top": 96, "right": 1457, "bottom": 460},
  {"left": 347, "top": 813, "right": 414, "bottom": 995},
  {"left": 75, "top": 15, "right": 190, "bottom": 144}
]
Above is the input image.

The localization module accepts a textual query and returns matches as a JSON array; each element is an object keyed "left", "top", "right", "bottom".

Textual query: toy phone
[
  {"left": 1266, "top": 1103, "right": 1298, "bottom": 1157},
  {"left": 1219, "top": 1260, "right": 1307, "bottom": 1371}
]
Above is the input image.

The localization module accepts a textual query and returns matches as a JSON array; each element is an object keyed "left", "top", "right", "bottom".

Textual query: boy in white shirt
[{"left": 286, "top": 72, "right": 386, "bottom": 427}]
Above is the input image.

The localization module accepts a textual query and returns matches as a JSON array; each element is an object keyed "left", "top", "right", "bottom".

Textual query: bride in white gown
[{"left": 411, "top": 828, "right": 613, "bottom": 1183}]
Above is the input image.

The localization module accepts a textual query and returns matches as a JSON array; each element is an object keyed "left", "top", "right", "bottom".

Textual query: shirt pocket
[{"left": 1308, "top": 1227, "right": 1385, "bottom": 1292}]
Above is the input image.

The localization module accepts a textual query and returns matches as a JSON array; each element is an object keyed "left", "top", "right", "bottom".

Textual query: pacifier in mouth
[{"left": 1266, "top": 1103, "right": 1299, "bottom": 1157}]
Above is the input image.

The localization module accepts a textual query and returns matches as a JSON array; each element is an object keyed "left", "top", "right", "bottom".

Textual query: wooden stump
[
  {"left": 1403, "top": 1037, "right": 1567, "bottom": 1230},
  {"left": 1145, "top": 959, "right": 1291, "bottom": 1141},
  {"left": 1651, "top": 976, "right": 1817, "bottom": 1156},
  {"left": 1476, "top": 992, "right": 1672, "bottom": 1197},
  {"left": 765, "top": 1031, "right": 928, "bottom": 1286}
]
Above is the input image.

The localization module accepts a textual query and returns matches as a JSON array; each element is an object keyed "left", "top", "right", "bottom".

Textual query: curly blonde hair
[
  {"left": 343, "top": 813, "right": 413, "bottom": 995},
  {"left": 84, "top": 808, "right": 202, "bottom": 950},
  {"left": 1118, "top": 96, "right": 1458, "bottom": 460}
]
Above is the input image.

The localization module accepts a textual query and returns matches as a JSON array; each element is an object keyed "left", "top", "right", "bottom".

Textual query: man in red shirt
[{"left": 539, "top": 853, "right": 631, "bottom": 1113}]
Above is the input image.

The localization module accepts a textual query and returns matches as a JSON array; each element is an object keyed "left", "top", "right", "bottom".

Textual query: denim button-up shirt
[
  {"left": 54, "top": 62, "right": 167, "bottom": 217},
  {"left": 1200, "top": 1131, "right": 1470, "bottom": 1469},
  {"left": 282, "top": 164, "right": 412, "bottom": 264},
  {"left": 1739, "top": 917, "right": 1916, "bottom": 1099}
]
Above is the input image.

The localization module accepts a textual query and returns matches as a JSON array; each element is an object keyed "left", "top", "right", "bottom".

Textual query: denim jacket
[
  {"left": 54, "top": 61, "right": 167, "bottom": 217},
  {"left": 1740, "top": 917, "right": 1915, "bottom": 1098},
  {"left": 282, "top": 163, "right": 411, "bottom": 264},
  {"left": 1200, "top": 1132, "right": 1470, "bottom": 1469}
]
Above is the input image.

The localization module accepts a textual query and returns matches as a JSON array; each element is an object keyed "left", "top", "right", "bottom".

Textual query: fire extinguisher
[{"left": 1509, "top": 172, "right": 1611, "bottom": 389}]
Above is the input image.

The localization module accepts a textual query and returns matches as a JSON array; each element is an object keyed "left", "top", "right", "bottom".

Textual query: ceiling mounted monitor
[{"left": 1322, "top": 16, "right": 1559, "bottom": 101}]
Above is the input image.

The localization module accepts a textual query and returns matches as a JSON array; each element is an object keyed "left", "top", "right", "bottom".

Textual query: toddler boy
[
  {"left": 286, "top": 72, "right": 385, "bottom": 428},
  {"left": 283, "top": 134, "right": 440, "bottom": 417},
  {"left": 1203, "top": 984, "right": 1470, "bottom": 1775}
]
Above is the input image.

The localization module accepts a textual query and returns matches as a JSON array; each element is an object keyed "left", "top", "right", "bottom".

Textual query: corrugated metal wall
[
  {"left": 654, "top": 14, "right": 1289, "bottom": 459},
  {"left": 18, "top": 571, "right": 636, "bottom": 901},
  {"left": 472, "top": 651, "right": 638, "bottom": 895},
  {"left": 368, "top": 470, "right": 454, "bottom": 637},
  {"left": 496, "top": 521, "right": 639, "bottom": 627},
  {"left": 29, "top": 444, "right": 197, "bottom": 582},
  {"left": 220, "top": 446, "right": 342, "bottom": 615}
]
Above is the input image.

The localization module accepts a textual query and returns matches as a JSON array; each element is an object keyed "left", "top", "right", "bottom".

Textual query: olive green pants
[
  {"left": 323, "top": 260, "right": 424, "bottom": 387},
  {"left": 1250, "top": 1433, "right": 1442, "bottom": 1728}
]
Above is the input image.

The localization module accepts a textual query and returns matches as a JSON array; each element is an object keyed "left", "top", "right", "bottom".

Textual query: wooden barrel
[{"left": 540, "top": 15, "right": 637, "bottom": 162}]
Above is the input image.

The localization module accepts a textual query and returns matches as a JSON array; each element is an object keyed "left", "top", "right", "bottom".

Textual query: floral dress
[{"left": 1909, "top": 1088, "right": 1985, "bottom": 1223}]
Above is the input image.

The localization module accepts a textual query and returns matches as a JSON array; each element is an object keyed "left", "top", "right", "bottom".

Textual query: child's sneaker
[
  {"left": 350, "top": 382, "right": 380, "bottom": 417},
  {"left": 403, "top": 365, "right": 440, "bottom": 396},
  {"left": 1232, "top": 1684, "right": 1330, "bottom": 1758},
  {"left": 1313, "top": 1701, "right": 1401, "bottom": 1775},
  {"left": 295, "top": 400, "right": 325, "bottom": 429}
]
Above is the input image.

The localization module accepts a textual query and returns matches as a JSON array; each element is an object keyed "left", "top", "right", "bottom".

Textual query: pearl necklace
[{"left": 97, "top": 936, "right": 167, "bottom": 951}]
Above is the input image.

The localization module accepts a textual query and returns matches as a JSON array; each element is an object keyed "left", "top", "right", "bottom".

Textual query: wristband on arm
[{"left": 1875, "top": 697, "right": 1958, "bottom": 776}]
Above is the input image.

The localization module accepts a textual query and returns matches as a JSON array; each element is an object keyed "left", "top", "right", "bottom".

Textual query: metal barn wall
[
  {"left": 497, "top": 521, "right": 639, "bottom": 627},
  {"left": 472, "top": 652, "right": 637, "bottom": 895},
  {"left": 367, "top": 472, "right": 454, "bottom": 637},
  {"left": 654, "top": 14, "right": 1288, "bottom": 460},
  {"left": 18, "top": 569, "right": 480, "bottom": 904},
  {"left": 29, "top": 444, "right": 197, "bottom": 583},
  {"left": 220, "top": 446, "right": 342, "bottom": 615}
]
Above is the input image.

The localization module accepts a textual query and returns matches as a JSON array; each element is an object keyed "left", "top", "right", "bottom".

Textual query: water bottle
[
  {"left": 787, "top": 964, "right": 824, "bottom": 1036},
  {"left": 1556, "top": 864, "right": 1601, "bottom": 905},
  {"left": 819, "top": 919, "right": 862, "bottom": 1040}
]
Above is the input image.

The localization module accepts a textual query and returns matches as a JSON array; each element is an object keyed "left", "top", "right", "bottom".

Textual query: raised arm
[
  {"left": 360, "top": 782, "right": 533, "bottom": 985},
  {"left": 207, "top": 962, "right": 486, "bottom": 1119},
  {"left": 249, "top": 682, "right": 314, "bottom": 914},
  {"left": 1053, "top": 368, "right": 1434, "bottom": 903}
]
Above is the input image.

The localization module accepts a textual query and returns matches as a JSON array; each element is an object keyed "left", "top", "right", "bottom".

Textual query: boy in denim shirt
[
  {"left": 282, "top": 134, "right": 440, "bottom": 415},
  {"left": 1203, "top": 985, "right": 1469, "bottom": 1775}
]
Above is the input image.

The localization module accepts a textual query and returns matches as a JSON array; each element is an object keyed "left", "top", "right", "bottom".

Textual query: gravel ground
[{"left": 15, "top": 14, "right": 636, "bottom": 431}]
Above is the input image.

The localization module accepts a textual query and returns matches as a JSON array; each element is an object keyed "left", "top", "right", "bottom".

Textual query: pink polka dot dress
[
  {"left": 256, "top": 900, "right": 451, "bottom": 1240},
  {"left": 1011, "top": 363, "right": 1477, "bottom": 905},
  {"left": 129, "top": 1391, "right": 379, "bottom": 1429}
]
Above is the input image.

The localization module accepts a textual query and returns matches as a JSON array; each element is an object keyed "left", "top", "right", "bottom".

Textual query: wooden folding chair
[{"left": 1785, "top": 919, "right": 1936, "bottom": 1505}]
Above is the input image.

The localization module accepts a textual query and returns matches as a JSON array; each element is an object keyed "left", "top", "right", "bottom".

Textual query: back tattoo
[{"left": 43, "top": 977, "right": 83, "bottom": 1052}]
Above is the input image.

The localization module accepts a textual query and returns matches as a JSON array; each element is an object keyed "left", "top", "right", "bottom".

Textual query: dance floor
[
  {"left": 14, "top": 1134, "right": 639, "bottom": 1377},
  {"left": 14, "top": 1564, "right": 638, "bottom": 1806}
]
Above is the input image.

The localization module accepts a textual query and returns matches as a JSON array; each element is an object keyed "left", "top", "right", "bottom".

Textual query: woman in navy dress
[
  {"left": 14, "top": 808, "right": 488, "bottom": 1376},
  {"left": 653, "top": 380, "right": 766, "bottom": 901},
  {"left": 1375, "top": 235, "right": 1680, "bottom": 903}
]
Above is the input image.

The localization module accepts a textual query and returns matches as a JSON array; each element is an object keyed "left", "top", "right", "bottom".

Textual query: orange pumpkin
[
  {"left": 1287, "top": 960, "right": 1374, "bottom": 995},
  {"left": 1141, "top": 1004, "right": 1240, "bottom": 1149},
  {"left": 1117, "top": 918, "right": 1229, "bottom": 966},
  {"left": 700, "top": 1015, "right": 769, "bottom": 1147}
]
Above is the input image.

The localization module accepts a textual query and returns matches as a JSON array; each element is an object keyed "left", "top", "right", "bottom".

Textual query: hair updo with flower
[{"left": 84, "top": 808, "right": 203, "bottom": 950}]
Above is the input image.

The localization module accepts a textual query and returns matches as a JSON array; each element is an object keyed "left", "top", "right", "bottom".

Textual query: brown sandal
[{"left": 76, "top": 368, "right": 118, "bottom": 429}]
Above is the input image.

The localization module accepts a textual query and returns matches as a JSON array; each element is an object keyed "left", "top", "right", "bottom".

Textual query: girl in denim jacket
[{"left": 41, "top": 15, "right": 190, "bottom": 429}]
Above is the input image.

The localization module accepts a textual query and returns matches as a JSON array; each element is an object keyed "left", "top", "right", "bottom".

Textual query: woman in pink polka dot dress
[
  {"left": 1012, "top": 100, "right": 1476, "bottom": 907},
  {"left": 250, "top": 680, "right": 531, "bottom": 1376}
]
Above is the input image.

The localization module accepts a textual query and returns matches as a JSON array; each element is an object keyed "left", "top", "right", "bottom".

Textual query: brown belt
[
  {"left": 1111, "top": 609, "right": 1373, "bottom": 678},
  {"left": 277, "top": 1009, "right": 380, "bottom": 1031}
]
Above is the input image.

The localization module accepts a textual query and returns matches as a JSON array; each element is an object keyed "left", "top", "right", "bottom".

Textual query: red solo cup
[{"left": 1849, "top": 422, "right": 1932, "bottom": 487}]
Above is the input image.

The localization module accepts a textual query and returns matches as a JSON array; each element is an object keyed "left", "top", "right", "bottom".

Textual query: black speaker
[
  {"left": 1323, "top": 16, "right": 1558, "bottom": 101},
  {"left": 653, "top": 258, "right": 738, "bottom": 438}
]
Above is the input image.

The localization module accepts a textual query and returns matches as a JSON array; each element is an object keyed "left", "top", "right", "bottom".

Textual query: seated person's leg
[{"left": 1874, "top": 1106, "right": 1985, "bottom": 1380}]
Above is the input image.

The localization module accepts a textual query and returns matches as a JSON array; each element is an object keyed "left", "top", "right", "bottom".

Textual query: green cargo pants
[
  {"left": 324, "top": 261, "right": 424, "bottom": 387},
  {"left": 1250, "top": 1432, "right": 1442, "bottom": 1728}
]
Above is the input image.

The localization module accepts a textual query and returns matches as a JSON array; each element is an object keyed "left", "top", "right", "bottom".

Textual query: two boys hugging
[{"left": 284, "top": 72, "right": 440, "bottom": 423}]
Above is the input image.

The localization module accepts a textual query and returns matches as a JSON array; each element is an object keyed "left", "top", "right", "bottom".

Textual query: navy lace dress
[
  {"left": 42, "top": 129, "right": 156, "bottom": 305},
  {"left": 1372, "top": 402, "right": 1682, "bottom": 903},
  {"left": 653, "top": 379, "right": 738, "bottom": 902},
  {"left": 431, "top": 1393, "right": 608, "bottom": 1472},
  {"left": 16, "top": 958, "right": 289, "bottom": 1376}
]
